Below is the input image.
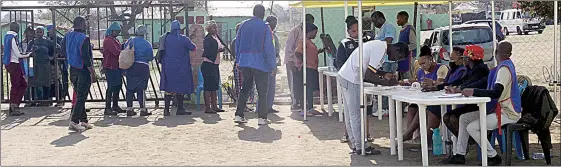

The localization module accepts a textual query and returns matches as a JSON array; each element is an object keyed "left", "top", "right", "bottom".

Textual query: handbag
[{"left": 119, "top": 39, "right": 135, "bottom": 69}]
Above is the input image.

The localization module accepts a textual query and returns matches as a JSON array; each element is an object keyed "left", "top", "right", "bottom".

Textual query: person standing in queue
[
  {"left": 201, "top": 20, "right": 226, "bottom": 114},
  {"left": 63, "top": 16, "right": 97, "bottom": 131},
  {"left": 159, "top": 20, "right": 197, "bottom": 116},
  {"left": 47, "top": 25, "right": 68, "bottom": 107},
  {"left": 285, "top": 14, "right": 314, "bottom": 112},
  {"left": 28, "top": 26, "right": 56, "bottom": 107},
  {"left": 234, "top": 4, "right": 276, "bottom": 125},
  {"left": 3, "top": 22, "right": 31, "bottom": 116},
  {"left": 260, "top": 15, "right": 281, "bottom": 113},
  {"left": 102, "top": 22, "right": 127, "bottom": 116},
  {"left": 232, "top": 23, "right": 255, "bottom": 112},
  {"left": 124, "top": 25, "right": 154, "bottom": 116},
  {"left": 294, "top": 23, "right": 323, "bottom": 117}
]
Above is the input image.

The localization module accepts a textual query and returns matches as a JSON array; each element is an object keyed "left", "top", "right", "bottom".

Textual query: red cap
[{"left": 463, "top": 45, "right": 485, "bottom": 60}]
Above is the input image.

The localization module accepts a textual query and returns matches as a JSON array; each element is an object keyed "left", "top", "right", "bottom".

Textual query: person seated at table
[
  {"left": 441, "top": 45, "right": 490, "bottom": 139},
  {"left": 444, "top": 41, "right": 521, "bottom": 166},
  {"left": 338, "top": 39, "right": 409, "bottom": 155},
  {"left": 402, "top": 45, "right": 450, "bottom": 145},
  {"left": 437, "top": 47, "right": 468, "bottom": 89},
  {"left": 294, "top": 23, "right": 323, "bottom": 116}
]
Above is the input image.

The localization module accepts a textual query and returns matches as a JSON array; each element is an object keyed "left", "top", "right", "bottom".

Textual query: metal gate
[{"left": 1, "top": 3, "right": 195, "bottom": 107}]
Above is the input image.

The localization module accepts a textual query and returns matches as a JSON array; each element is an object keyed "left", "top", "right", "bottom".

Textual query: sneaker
[
  {"left": 291, "top": 105, "right": 302, "bottom": 112},
  {"left": 113, "top": 107, "right": 126, "bottom": 113},
  {"left": 55, "top": 102, "right": 65, "bottom": 107},
  {"left": 68, "top": 122, "right": 86, "bottom": 131},
  {"left": 80, "top": 122, "right": 93, "bottom": 130},
  {"left": 355, "top": 146, "right": 382, "bottom": 155},
  {"left": 371, "top": 109, "right": 389, "bottom": 116},
  {"left": 126, "top": 108, "right": 137, "bottom": 116},
  {"left": 444, "top": 154, "right": 466, "bottom": 165},
  {"left": 139, "top": 108, "right": 152, "bottom": 116},
  {"left": 104, "top": 109, "right": 118, "bottom": 116},
  {"left": 257, "top": 118, "right": 269, "bottom": 125},
  {"left": 367, "top": 134, "right": 374, "bottom": 142},
  {"left": 234, "top": 116, "right": 248, "bottom": 123}
]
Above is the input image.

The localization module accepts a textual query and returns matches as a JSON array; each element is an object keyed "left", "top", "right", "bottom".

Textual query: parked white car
[
  {"left": 424, "top": 24, "right": 496, "bottom": 68},
  {"left": 498, "top": 9, "right": 545, "bottom": 35}
]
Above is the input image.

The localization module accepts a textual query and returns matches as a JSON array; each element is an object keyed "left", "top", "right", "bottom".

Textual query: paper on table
[{"left": 437, "top": 93, "right": 463, "bottom": 98}]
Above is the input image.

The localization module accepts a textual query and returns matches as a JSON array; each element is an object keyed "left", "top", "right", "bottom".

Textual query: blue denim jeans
[{"left": 339, "top": 77, "right": 366, "bottom": 149}]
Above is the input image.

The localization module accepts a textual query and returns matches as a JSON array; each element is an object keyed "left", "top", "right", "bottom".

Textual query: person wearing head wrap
[
  {"left": 3, "top": 22, "right": 31, "bottom": 116},
  {"left": 122, "top": 25, "right": 154, "bottom": 116},
  {"left": 441, "top": 45, "right": 491, "bottom": 150},
  {"left": 101, "top": 22, "right": 126, "bottom": 116},
  {"left": 63, "top": 16, "right": 97, "bottom": 131},
  {"left": 26, "top": 26, "right": 55, "bottom": 107},
  {"left": 159, "top": 20, "right": 197, "bottom": 116},
  {"left": 293, "top": 23, "right": 322, "bottom": 117},
  {"left": 200, "top": 20, "right": 226, "bottom": 114}
]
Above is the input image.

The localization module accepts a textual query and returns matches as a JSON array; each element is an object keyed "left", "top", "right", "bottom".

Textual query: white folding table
[
  {"left": 318, "top": 68, "right": 343, "bottom": 121},
  {"left": 363, "top": 86, "right": 416, "bottom": 158},
  {"left": 392, "top": 92, "right": 491, "bottom": 166}
]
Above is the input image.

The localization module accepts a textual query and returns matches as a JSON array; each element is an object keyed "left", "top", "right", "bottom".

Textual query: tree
[
  {"left": 520, "top": 1, "right": 561, "bottom": 20},
  {"left": 38, "top": 1, "right": 205, "bottom": 39},
  {"left": 1, "top": 12, "right": 36, "bottom": 24}
]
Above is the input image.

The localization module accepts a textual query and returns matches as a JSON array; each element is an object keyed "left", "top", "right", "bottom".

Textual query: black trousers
[
  {"left": 70, "top": 67, "right": 91, "bottom": 123},
  {"left": 235, "top": 67, "right": 270, "bottom": 119}
]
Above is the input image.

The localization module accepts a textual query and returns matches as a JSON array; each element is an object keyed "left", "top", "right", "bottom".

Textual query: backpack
[{"left": 119, "top": 39, "right": 135, "bottom": 69}]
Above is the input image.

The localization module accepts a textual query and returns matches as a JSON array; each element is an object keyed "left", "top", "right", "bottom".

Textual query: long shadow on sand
[
  {"left": 237, "top": 124, "right": 282, "bottom": 143},
  {"left": 50, "top": 132, "right": 89, "bottom": 147}
]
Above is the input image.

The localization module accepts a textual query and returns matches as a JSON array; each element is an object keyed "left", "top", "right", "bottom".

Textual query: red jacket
[{"left": 102, "top": 36, "right": 121, "bottom": 69}]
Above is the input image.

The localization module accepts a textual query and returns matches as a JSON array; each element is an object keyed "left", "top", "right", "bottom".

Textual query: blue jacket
[
  {"left": 235, "top": 17, "right": 276, "bottom": 72},
  {"left": 124, "top": 37, "right": 154, "bottom": 63},
  {"left": 2, "top": 33, "right": 17, "bottom": 65},
  {"left": 63, "top": 30, "right": 92, "bottom": 69}
]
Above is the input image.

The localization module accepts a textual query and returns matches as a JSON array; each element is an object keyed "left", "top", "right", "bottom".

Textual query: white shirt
[
  {"left": 6, "top": 31, "right": 28, "bottom": 63},
  {"left": 338, "top": 40, "right": 387, "bottom": 84}
]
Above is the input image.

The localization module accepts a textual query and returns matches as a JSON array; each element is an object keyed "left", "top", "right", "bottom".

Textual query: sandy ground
[{"left": 1, "top": 103, "right": 560, "bottom": 166}]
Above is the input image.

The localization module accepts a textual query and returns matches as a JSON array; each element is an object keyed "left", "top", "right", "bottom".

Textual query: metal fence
[
  {"left": 1, "top": 2, "right": 194, "bottom": 106},
  {"left": 2, "top": 1, "right": 560, "bottom": 108}
]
